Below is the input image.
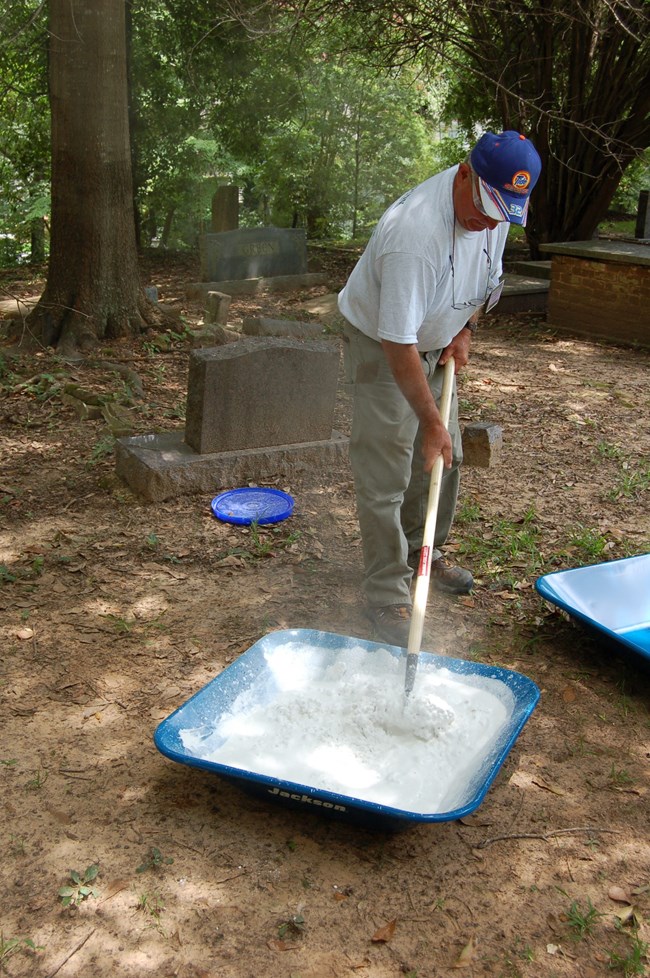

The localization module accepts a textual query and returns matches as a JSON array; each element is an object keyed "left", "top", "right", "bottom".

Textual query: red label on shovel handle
[{"left": 418, "top": 546, "right": 431, "bottom": 577}]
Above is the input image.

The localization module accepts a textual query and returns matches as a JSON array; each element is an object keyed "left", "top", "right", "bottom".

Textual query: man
[{"left": 338, "top": 130, "right": 542, "bottom": 647}]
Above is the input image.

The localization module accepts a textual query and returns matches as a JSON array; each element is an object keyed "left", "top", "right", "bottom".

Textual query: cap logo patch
[{"left": 511, "top": 170, "right": 531, "bottom": 191}]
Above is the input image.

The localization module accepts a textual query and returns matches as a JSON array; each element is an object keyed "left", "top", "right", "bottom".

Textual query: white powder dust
[{"left": 180, "top": 642, "right": 515, "bottom": 814}]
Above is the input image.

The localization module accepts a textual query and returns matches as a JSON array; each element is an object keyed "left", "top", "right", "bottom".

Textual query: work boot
[
  {"left": 429, "top": 556, "right": 473, "bottom": 594},
  {"left": 408, "top": 552, "right": 473, "bottom": 594},
  {"left": 367, "top": 604, "right": 412, "bottom": 648}
]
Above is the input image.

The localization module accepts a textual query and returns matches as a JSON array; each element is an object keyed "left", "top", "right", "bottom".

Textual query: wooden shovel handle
[{"left": 407, "top": 356, "right": 455, "bottom": 655}]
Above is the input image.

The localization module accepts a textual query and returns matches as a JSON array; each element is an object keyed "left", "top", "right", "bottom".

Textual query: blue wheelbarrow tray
[
  {"left": 154, "top": 629, "right": 540, "bottom": 830},
  {"left": 535, "top": 553, "right": 650, "bottom": 671}
]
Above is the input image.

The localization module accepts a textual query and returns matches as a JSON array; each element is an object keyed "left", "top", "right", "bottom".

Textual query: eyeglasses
[{"left": 449, "top": 224, "right": 503, "bottom": 312}]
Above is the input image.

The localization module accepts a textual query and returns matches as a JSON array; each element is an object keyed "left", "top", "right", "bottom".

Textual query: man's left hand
[{"left": 438, "top": 327, "right": 472, "bottom": 371}]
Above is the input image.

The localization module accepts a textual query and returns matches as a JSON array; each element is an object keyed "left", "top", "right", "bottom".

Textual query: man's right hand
[{"left": 421, "top": 419, "right": 453, "bottom": 473}]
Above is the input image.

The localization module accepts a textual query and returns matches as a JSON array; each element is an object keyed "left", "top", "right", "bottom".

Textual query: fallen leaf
[
  {"left": 16, "top": 627, "right": 33, "bottom": 640},
  {"left": 453, "top": 937, "right": 478, "bottom": 968},
  {"left": 218, "top": 555, "right": 247, "bottom": 568},
  {"left": 613, "top": 905, "right": 638, "bottom": 926},
  {"left": 100, "top": 879, "right": 129, "bottom": 903},
  {"left": 371, "top": 919, "right": 396, "bottom": 943},
  {"left": 267, "top": 939, "right": 301, "bottom": 952},
  {"left": 82, "top": 704, "right": 104, "bottom": 719},
  {"left": 632, "top": 884, "right": 650, "bottom": 896},
  {"left": 531, "top": 777, "right": 565, "bottom": 796},
  {"left": 45, "top": 804, "right": 70, "bottom": 824},
  {"left": 608, "top": 885, "right": 632, "bottom": 904}
]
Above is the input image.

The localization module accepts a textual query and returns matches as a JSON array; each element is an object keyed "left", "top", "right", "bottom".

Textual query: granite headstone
[
  {"left": 184, "top": 337, "right": 339, "bottom": 455},
  {"left": 211, "top": 185, "right": 239, "bottom": 233},
  {"left": 200, "top": 227, "right": 308, "bottom": 283}
]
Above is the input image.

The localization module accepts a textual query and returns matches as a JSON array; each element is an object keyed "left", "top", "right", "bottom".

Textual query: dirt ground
[{"left": 0, "top": 249, "right": 649, "bottom": 978}]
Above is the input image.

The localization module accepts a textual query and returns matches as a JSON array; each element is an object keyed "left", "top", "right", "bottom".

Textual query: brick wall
[{"left": 547, "top": 255, "right": 650, "bottom": 346}]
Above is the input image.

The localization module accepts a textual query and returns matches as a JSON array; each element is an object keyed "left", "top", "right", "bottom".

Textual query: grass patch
[
  {"left": 609, "top": 923, "right": 649, "bottom": 976},
  {"left": 607, "top": 460, "right": 650, "bottom": 501},
  {"left": 458, "top": 504, "right": 543, "bottom": 585},
  {"left": 565, "top": 525, "right": 611, "bottom": 562},
  {"left": 564, "top": 897, "right": 603, "bottom": 939}
]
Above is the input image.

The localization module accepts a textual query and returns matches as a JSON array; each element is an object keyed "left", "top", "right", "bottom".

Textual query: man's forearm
[
  {"left": 381, "top": 338, "right": 453, "bottom": 470},
  {"left": 380, "top": 340, "right": 442, "bottom": 428}
]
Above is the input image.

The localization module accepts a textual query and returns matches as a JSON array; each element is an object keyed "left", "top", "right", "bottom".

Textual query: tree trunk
[
  {"left": 160, "top": 207, "right": 176, "bottom": 248},
  {"left": 26, "top": 0, "right": 159, "bottom": 353}
]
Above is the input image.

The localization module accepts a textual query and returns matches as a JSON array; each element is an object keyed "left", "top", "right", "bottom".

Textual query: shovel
[{"left": 404, "top": 355, "right": 456, "bottom": 696}]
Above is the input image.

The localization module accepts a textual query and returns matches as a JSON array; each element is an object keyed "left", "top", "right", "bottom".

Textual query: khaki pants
[{"left": 343, "top": 323, "right": 463, "bottom": 607}]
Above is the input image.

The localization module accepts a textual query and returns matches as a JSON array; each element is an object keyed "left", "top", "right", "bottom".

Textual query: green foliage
[
  {"left": 127, "top": 4, "right": 442, "bottom": 243},
  {"left": 58, "top": 864, "right": 100, "bottom": 907},
  {"left": 3, "top": 0, "right": 648, "bottom": 262},
  {"left": 0, "top": 2, "right": 448, "bottom": 256},
  {"left": 0, "top": 934, "right": 43, "bottom": 971},
  {"left": 0, "top": 565, "right": 17, "bottom": 584},
  {"left": 9, "top": 834, "right": 26, "bottom": 856},
  {"left": 249, "top": 55, "right": 438, "bottom": 236},
  {"left": 277, "top": 913, "right": 305, "bottom": 939},
  {"left": 102, "top": 614, "right": 132, "bottom": 635},
  {"left": 566, "top": 525, "right": 610, "bottom": 562},
  {"left": 136, "top": 846, "right": 174, "bottom": 873},
  {"left": 611, "top": 149, "right": 650, "bottom": 214},
  {"left": 307, "top": 0, "right": 650, "bottom": 247},
  {"left": 86, "top": 435, "right": 116, "bottom": 468},
  {"left": 459, "top": 505, "right": 543, "bottom": 583},
  {"left": 454, "top": 497, "right": 481, "bottom": 525},
  {"left": 564, "top": 898, "right": 603, "bottom": 939},
  {"left": 609, "top": 764, "right": 634, "bottom": 786},
  {"left": 128, "top": 3, "right": 259, "bottom": 247},
  {"left": 607, "top": 461, "right": 650, "bottom": 502},
  {"left": 25, "top": 768, "right": 48, "bottom": 790},
  {"left": 223, "top": 522, "right": 301, "bottom": 562},
  {"left": 136, "top": 889, "right": 166, "bottom": 926},
  {"left": 609, "top": 922, "right": 649, "bottom": 976},
  {"left": 0, "top": 1, "right": 50, "bottom": 266}
]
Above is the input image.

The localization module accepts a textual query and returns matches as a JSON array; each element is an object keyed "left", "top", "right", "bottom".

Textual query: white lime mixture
[{"left": 180, "top": 642, "right": 515, "bottom": 814}]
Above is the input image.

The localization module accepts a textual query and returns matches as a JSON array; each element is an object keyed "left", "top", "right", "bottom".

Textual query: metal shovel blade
[{"left": 404, "top": 652, "right": 419, "bottom": 696}]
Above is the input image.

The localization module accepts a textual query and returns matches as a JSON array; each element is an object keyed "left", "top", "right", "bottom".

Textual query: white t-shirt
[{"left": 338, "top": 166, "right": 509, "bottom": 352}]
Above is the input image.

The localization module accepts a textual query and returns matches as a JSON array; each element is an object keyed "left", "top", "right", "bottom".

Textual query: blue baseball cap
[{"left": 470, "top": 131, "right": 542, "bottom": 226}]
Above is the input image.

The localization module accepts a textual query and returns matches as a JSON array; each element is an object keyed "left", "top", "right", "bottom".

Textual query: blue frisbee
[{"left": 211, "top": 487, "right": 294, "bottom": 526}]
